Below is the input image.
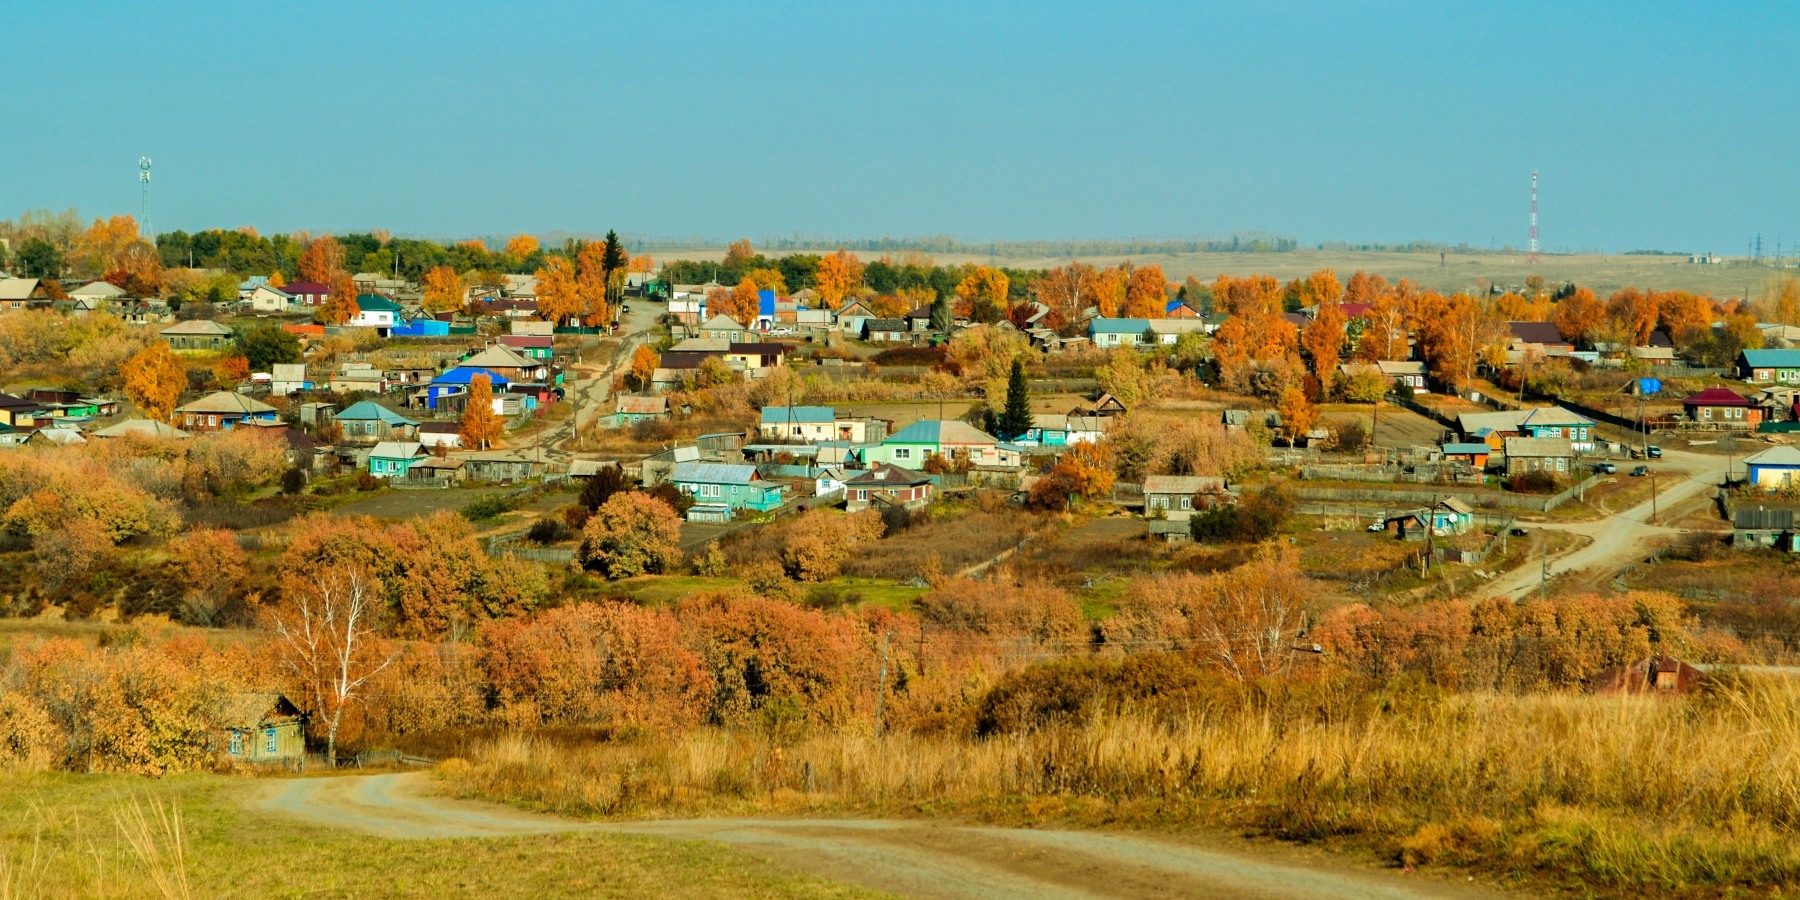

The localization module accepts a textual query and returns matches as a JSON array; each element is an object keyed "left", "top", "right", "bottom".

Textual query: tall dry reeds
[{"left": 444, "top": 675, "right": 1800, "bottom": 893}]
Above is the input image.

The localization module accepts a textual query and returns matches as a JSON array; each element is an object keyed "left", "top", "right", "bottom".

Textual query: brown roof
[
  {"left": 175, "top": 391, "right": 277, "bottom": 416},
  {"left": 615, "top": 395, "right": 668, "bottom": 415}
]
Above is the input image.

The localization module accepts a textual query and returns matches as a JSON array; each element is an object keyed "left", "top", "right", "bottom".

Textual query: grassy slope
[{"left": 0, "top": 772, "right": 873, "bottom": 899}]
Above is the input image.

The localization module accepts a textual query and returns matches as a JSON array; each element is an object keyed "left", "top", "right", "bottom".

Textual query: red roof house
[{"left": 1682, "top": 387, "right": 1758, "bottom": 428}]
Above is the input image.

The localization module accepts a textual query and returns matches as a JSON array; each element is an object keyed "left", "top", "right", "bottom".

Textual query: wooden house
[
  {"left": 844, "top": 464, "right": 934, "bottom": 512},
  {"left": 215, "top": 693, "right": 306, "bottom": 764}
]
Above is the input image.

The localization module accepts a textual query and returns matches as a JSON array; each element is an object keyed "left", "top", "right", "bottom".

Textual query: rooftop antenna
[
  {"left": 138, "top": 157, "right": 153, "bottom": 239},
  {"left": 1528, "top": 171, "right": 1539, "bottom": 266}
]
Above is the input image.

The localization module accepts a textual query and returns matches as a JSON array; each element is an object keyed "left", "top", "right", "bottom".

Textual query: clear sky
[{"left": 8, "top": 0, "right": 1796, "bottom": 252}]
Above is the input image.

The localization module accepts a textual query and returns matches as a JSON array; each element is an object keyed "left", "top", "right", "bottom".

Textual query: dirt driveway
[{"left": 256, "top": 773, "right": 1516, "bottom": 899}]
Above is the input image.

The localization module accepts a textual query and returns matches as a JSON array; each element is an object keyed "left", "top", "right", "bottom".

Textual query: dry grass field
[{"left": 652, "top": 245, "right": 1791, "bottom": 298}]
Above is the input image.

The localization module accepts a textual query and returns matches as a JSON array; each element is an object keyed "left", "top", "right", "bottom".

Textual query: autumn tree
[
  {"left": 574, "top": 242, "right": 611, "bottom": 325},
  {"left": 780, "top": 509, "right": 885, "bottom": 581},
  {"left": 1300, "top": 299, "right": 1347, "bottom": 398},
  {"left": 955, "top": 266, "right": 1010, "bottom": 320},
  {"left": 1289, "top": 269, "right": 1343, "bottom": 310},
  {"left": 723, "top": 238, "right": 756, "bottom": 268},
  {"left": 1414, "top": 291, "right": 1506, "bottom": 391},
  {"left": 576, "top": 492, "right": 682, "bottom": 579},
  {"left": 459, "top": 374, "right": 504, "bottom": 449},
  {"left": 121, "top": 342, "right": 187, "bottom": 422},
  {"left": 1210, "top": 274, "right": 1296, "bottom": 390},
  {"left": 726, "top": 278, "right": 762, "bottom": 325},
  {"left": 267, "top": 564, "right": 395, "bottom": 765},
  {"left": 1659, "top": 290, "right": 1713, "bottom": 345},
  {"left": 212, "top": 354, "right": 251, "bottom": 387},
  {"left": 168, "top": 528, "right": 249, "bottom": 625},
  {"left": 627, "top": 254, "right": 655, "bottom": 273},
  {"left": 535, "top": 256, "right": 580, "bottom": 325},
  {"left": 1552, "top": 287, "right": 1605, "bottom": 344},
  {"left": 504, "top": 234, "right": 540, "bottom": 258},
  {"left": 299, "top": 235, "right": 346, "bottom": 285},
  {"left": 316, "top": 274, "right": 359, "bottom": 325},
  {"left": 1123, "top": 264, "right": 1168, "bottom": 319},
  {"left": 71, "top": 215, "right": 143, "bottom": 277},
  {"left": 422, "top": 265, "right": 466, "bottom": 314},
  {"left": 1102, "top": 547, "right": 1313, "bottom": 681},
  {"left": 1606, "top": 288, "right": 1661, "bottom": 346},
  {"left": 744, "top": 267, "right": 787, "bottom": 294},
  {"left": 1031, "top": 262, "right": 1098, "bottom": 329},
  {"left": 814, "top": 250, "right": 864, "bottom": 310},
  {"left": 1029, "top": 440, "right": 1116, "bottom": 510},
  {"left": 1342, "top": 270, "right": 1388, "bottom": 306},
  {"left": 627, "top": 345, "right": 659, "bottom": 390},
  {"left": 1276, "top": 386, "right": 1318, "bottom": 445}
]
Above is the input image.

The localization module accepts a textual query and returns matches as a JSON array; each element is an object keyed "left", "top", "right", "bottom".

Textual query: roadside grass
[
  {"left": 443, "top": 676, "right": 1800, "bottom": 897},
  {"left": 0, "top": 772, "right": 874, "bottom": 899},
  {"left": 608, "top": 575, "right": 745, "bottom": 606}
]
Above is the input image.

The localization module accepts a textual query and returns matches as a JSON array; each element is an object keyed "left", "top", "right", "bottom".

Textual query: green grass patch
[{"left": 608, "top": 575, "right": 745, "bottom": 606}]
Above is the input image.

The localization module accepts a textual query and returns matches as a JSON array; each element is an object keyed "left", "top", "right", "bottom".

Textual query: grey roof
[
  {"left": 175, "top": 391, "right": 277, "bottom": 415},
  {"left": 369, "top": 441, "right": 427, "bottom": 459},
  {"left": 700, "top": 314, "right": 744, "bottom": 330},
  {"left": 0, "top": 278, "right": 40, "bottom": 300},
  {"left": 1521, "top": 406, "right": 1595, "bottom": 427},
  {"left": 271, "top": 363, "right": 307, "bottom": 381},
  {"left": 71, "top": 281, "right": 125, "bottom": 298},
  {"left": 1744, "top": 445, "right": 1800, "bottom": 468},
  {"left": 1503, "top": 436, "right": 1574, "bottom": 458},
  {"left": 160, "top": 319, "right": 234, "bottom": 336},
  {"left": 1142, "top": 475, "right": 1226, "bottom": 495},
  {"left": 671, "top": 461, "right": 762, "bottom": 485},
  {"left": 93, "top": 418, "right": 191, "bottom": 439},
  {"left": 461, "top": 344, "right": 538, "bottom": 369}
]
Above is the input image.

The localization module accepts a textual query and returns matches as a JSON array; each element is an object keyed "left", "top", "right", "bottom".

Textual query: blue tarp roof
[
  {"left": 430, "top": 366, "right": 510, "bottom": 386},
  {"left": 758, "top": 289, "right": 776, "bottom": 316}
]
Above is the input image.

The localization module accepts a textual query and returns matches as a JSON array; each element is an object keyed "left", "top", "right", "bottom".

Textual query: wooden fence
[{"left": 1292, "top": 472, "right": 1603, "bottom": 513}]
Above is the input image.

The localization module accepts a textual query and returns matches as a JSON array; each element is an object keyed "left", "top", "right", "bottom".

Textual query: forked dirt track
[{"left": 256, "top": 773, "right": 1518, "bottom": 899}]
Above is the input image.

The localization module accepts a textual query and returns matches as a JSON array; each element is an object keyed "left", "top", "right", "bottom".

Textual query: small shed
[{"left": 1586, "top": 655, "right": 1706, "bottom": 695}]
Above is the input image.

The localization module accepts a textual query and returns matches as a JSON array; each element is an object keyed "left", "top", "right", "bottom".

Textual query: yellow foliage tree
[
  {"left": 814, "top": 250, "right": 864, "bottom": 310},
  {"left": 744, "top": 268, "right": 787, "bottom": 295},
  {"left": 504, "top": 234, "right": 539, "bottom": 258},
  {"left": 458, "top": 375, "right": 505, "bottom": 450},
  {"left": 955, "top": 266, "right": 1010, "bottom": 317},
  {"left": 1124, "top": 264, "right": 1168, "bottom": 318},
  {"left": 422, "top": 265, "right": 466, "bottom": 314},
  {"left": 576, "top": 243, "right": 610, "bottom": 325},
  {"left": 316, "top": 274, "right": 359, "bottom": 325},
  {"left": 535, "top": 257, "right": 580, "bottom": 325},
  {"left": 122, "top": 342, "right": 188, "bottom": 422}
]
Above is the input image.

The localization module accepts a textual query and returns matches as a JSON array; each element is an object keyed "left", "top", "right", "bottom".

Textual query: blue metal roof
[
  {"left": 1089, "top": 317, "right": 1152, "bottom": 334},
  {"left": 1741, "top": 349, "right": 1800, "bottom": 367},
  {"left": 760, "top": 405, "right": 835, "bottom": 425},
  {"left": 672, "top": 461, "right": 763, "bottom": 485},
  {"left": 430, "top": 366, "right": 510, "bottom": 386}
]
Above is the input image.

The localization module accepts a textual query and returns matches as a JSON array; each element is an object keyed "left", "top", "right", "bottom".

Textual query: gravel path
[{"left": 255, "top": 773, "right": 1520, "bottom": 899}]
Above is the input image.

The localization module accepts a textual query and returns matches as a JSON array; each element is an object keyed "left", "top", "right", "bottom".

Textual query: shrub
[
  {"left": 575, "top": 493, "right": 682, "bottom": 579},
  {"left": 460, "top": 493, "right": 517, "bottom": 521},
  {"left": 1189, "top": 485, "right": 1290, "bottom": 543},
  {"left": 280, "top": 466, "right": 308, "bottom": 495},
  {"left": 355, "top": 471, "right": 379, "bottom": 492},
  {"left": 527, "top": 517, "right": 572, "bottom": 544},
  {"left": 1504, "top": 471, "right": 1559, "bottom": 494}
]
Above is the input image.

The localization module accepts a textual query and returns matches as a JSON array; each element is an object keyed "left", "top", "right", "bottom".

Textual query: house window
[
  {"left": 703, "top": 484, "right": 721, "bottom": 499},
  {"left": 857, "top": 490, "right": 867, "bottom": 501},
  {"left": 895, "top": 448, "right": 911, "bottom": 460},
  {"left": 1180, "top": 497, "right": 1192, "bottom": 510},
  {"left": 265, "top": 728, "right": 277, "bottom": 753},
  {"left": 229, "top": 731, "right": 243, "bottom": 755}
]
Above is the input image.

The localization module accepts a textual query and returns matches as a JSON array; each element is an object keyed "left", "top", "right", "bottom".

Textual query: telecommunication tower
[
  {"left": 1526, "top": 170, "right": 1540, "bottom": 264},
  {"left": 138, "top": 157, "right": 152, "bottom": 239}
]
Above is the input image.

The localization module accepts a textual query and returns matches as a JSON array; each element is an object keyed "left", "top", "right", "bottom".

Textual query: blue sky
[{"left": 7, "top": 1, "right": 1796, "bottom": 251}]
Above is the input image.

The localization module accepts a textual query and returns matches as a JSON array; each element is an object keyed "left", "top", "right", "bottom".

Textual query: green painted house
[
  {"left": 368, "top": 441, "right": 430, "bottom": 478},
  {"left": 864, "top": 419, "right": 1021, "bottom": 470},
  {"left": 670, "top": 462, "right": 784, "bottom": 516}
]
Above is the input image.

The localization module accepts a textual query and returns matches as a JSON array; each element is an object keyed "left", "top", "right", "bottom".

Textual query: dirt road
[
  {"left": 520, "top": 303, "right": 661, "bottom": 462},
  {"left": 1481, "top": 448, "right": 1730, "bottom": 600},
  {"left": 256, "top": 773, "right": 1514, "bottom": 899}
]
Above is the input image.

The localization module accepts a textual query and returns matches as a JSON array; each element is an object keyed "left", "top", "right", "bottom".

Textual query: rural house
[
  {"left": 607, "top": 394, "right": 670, "bottom": 428},
  {"left": 334, "top": 400, "right": 419, "bottom": 443},
  {"left": 175, "top": 392, "right": 279, "bottom": 431},
  {"left": 497, "top": 334, "right": 554, "bottom": 360},
  {"left": 698, "top": 314, "right": 749, "bottom": 343},
  {"left": 1023, "top": 414, "right": 1108, "bottom": 446},
  {"left": 1502, "top": 436, "right": 1576, "bottom": 475},
  {"left": 247, "top": 284, "right": 296, "bottom": 312},
  {"left": 1683, "top": 387, "right": 1759, "bottom": 428},
  {"left": 1143, "top": 475, "right": 1226, "bottom": 519},
  {"left": 1744, "top": 445, "right": 1800, "bottom": 491},
  {"left": 456, "top": 450, "right": 546, "bottom": 482},
  {"left": 844, "top": 464, "right": 934, "bottom": 512},
  {"left": 1383, "top": 498, "right": 1475, "bottom": 540},
  {"left": 867, "top": 420, "right": 1016, "bottom": 470},
  {"left": 759, "top": 406, "right": 837, "bottom": 442},
  {"left": 417, "top": 421, "right": 463, "bottom": 450},
  {"left": 281, "top": 281, "right": 331, "bottom": 306},
  {"left": 349, "top": 294, "right": 404, "bottom": 333},
  {"left": 1377, "top": 360, "right": 1430, "bottom": 393},
  {"left": 0, "top": 277, "right": 53, "bottom": 311},
  {"left": 161, "top": 319, "right": 234, "bottom": 352},
  {"left": 215, "top": 693, "right": 306, "bottom": 764},
  {"left": 863, "top": 318, "right": 909, "bottom": 342},
  {"left": 1738, "top": 349, "right": 1800, "bottom": 384},
  {"left": 670, "top": 462, "right": 785, "bottom": 518},
  {"left": 1088, "top": 317, "right": 1153, "bottom": 348},
  {"left": 367, "top": 441, "right": 429, "bottom": 478}
]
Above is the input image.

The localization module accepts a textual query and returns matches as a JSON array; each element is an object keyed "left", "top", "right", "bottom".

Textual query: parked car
[
  {"left": 1509, "top": 526, "right": 1531, "bottom": 537},
  {"left": 1630, "top": 465, "right": 1651, "bottom": 477},
  {"left": 1594, "top": 462, "right": 1618, "bottom": 474},
  {"left": 770, "top": 326, "right": 794, "bottom": 335},
  {"left": 1647, "top": 446, "right": 1663, "bottom": 458}
]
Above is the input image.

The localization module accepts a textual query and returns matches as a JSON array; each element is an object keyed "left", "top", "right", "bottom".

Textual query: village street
[{"left": 1483, "top": 447, "right": 1737, "bottom": 600}]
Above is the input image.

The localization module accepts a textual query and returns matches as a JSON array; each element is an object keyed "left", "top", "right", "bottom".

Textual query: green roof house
[
  {"left": 865, "top": 419, "right": 1019, "bottom": 470},
  {"left": 670, "top": 461, "right": 784, "bottom": 518},
  {"left": 334, "top": 400, "right": 419, "bottom": 444}
]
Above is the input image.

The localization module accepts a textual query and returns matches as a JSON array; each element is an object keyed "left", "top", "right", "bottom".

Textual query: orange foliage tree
[
  {"left": 1607, "top": 288, "right": 1661, "bottom": 346},
  {"left": 317, "top": 274, "right": 359, "bottom": 325},
  {"left": 1415, "top": 292, "right": 1505, "bottom": 391},
  {"left": 1553, "top": 287, "right": 1605, "bottom": 344},
  {"left": 576, "top": 242, "right": 611, "bottom": 325},
  {"left": 1103, "top": 547, "right": 1314, "bottom": 681},
  {"left": 121, "top": 342, "right": 188, "bottom": 421},
  {"left": 1355, "top": 285, "right": 1410, "bottom": 362},
  {"left": 814, "top": 250, "right": 864, "bottom": 310},
  {"left": 422, "top": 265, "right": 466, "bottom": 314},
  {"left": 627, "top": 254, "right": 655, "bottom": 273},
  {"left": 955, "top": 266, "right": 1011, "bottom": 318},
  {"left": 535, "top": 256, "right": 580, "bottom": 325},
  {"left": 744, "top": 267, "right": 787, "bottom": 294},
  {"left": 212, "top": 354, "right": 251, "bottom": 387},
  {"left": 458, "top": 374, "right": 504, "bottom": 450},
  {"left": 576, "top": 492, "right": 682, "bottom": 579},
  {"left": 1211, "top": 274, "right": 1297, "bottom": 391},
  {"left": 723, "top": 238, "right": 756, "bottom": 267},
  {"left": 299, "top": 235, "right": 346, "bottom": 284},
  {"left": 1300, "top": 299, "right": 1347, "bottom": 397},
  {"left": 627, "top": 345, "right": 660, "bottom": 390},
  {"left": 725, "top": 278, "right": 762, "bottom": 325},
  {"left": 1276, "top": 386, "right": 1318, "bottom": 444},
  {"left": 1124, "top": 264, "right": 1168, "bottom": 318},
  {"left": 504, "top": 234, "right": 540, "bottom": 258},
  {"left": 1031, "top": 262, "right": 1098, "bottom": 330}
]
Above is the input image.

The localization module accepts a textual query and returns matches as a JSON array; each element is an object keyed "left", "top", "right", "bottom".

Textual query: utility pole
[
  {"left": 1650, "top": 470, "right": 1658, "bottom": 524},
  {"left": 1540, "top": 541, "right": 1548, "bottom": 601},
  {"left": 874, "top": 630, "right": 890, "bottom": 735}
]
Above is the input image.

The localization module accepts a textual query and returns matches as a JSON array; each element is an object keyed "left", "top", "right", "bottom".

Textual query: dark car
[
  {"left": 1594, "top": 462, "right": 1618, "bottom": 474},
  {"left": 1509, "top": 526, "right": 1531, "bottom": 537},
  {"left": 1646, "top": 446, "right": 1663, "bottom": 458},
  {"left": 1630, "top": 465, "right": 1650, "bottom": 477}
]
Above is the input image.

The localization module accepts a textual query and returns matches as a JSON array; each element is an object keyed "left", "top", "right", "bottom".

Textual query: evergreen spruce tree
[{"left": 998, "top": 357, "right": 1035, "bottom": 440}]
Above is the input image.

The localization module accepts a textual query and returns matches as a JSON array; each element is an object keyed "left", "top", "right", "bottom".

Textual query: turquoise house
[
  {"left": 670, "top": 462, "right": 784, "bottom": 514},
  {"left": 368, "top": 441, "right": 429, "bottom": 478}
]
